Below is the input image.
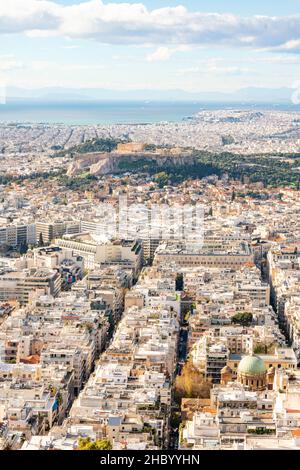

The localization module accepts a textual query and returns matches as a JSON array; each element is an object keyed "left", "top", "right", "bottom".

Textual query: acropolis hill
[{"left": 66, "top": 142, "right": 195, "bottom": 177}]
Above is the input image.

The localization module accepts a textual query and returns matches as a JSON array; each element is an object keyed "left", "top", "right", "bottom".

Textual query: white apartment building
[{"left": 56, "top": 235, "right": 143, "bottom": 278}]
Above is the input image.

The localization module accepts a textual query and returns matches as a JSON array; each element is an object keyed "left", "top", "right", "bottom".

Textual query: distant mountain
[
  {"left": 233, "top": 87, "right": 293, "bottom": 102},
  {"left": 6, "top": 86, "right": 294, "bottom": 103}
]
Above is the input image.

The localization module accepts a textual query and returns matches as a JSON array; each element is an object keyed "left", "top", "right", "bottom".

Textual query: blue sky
[
  {"left": 1, "top": 0, "right": 300, "bottom": 93},
  {"left": 56, "top": 0, "right": 300, "bottom": 16}
]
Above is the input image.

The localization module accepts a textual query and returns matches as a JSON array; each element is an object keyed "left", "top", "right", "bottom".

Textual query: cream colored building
[
  {"left": 153, "top": 241, "right": 253, "bottom": 269},
  {"left": 228, "top": 348, "right": 297, "bottom": 375},
  {"left": 56, "top": 235, "right": 143, "bottom": 278}
]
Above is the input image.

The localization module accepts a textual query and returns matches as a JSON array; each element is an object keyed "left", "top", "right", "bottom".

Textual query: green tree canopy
[
  {"left": 78, "top": 438, "right": 112, "bottom": 451},
  {"left": 38, "top": 232, "right": 44, "bottom": 247},
  {"left": 232, "top": 312, "right": 253, "bottom": 326}
]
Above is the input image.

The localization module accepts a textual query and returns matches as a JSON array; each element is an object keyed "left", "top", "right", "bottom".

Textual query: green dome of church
[{"left": 238, "top": 355, "right": 266, "bottom": 376}]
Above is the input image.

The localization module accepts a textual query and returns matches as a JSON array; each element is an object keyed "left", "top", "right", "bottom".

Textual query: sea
[{"left": 0, "top": 100, "right": 299, "bottom": 125}]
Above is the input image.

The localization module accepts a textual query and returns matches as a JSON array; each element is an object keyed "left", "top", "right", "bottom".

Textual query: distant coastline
[{"left": 0, "top": 100, "right": 299, "bottom": 125}]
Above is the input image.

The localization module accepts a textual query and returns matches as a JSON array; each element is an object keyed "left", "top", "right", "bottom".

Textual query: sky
[{"left": 1, "top": 0, "right": 300, "bottom": 93}]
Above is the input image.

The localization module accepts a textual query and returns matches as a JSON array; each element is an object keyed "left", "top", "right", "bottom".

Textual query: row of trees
[
  {"left": 53, "top": 138, "right": 126, "bottom": 158},
  {"left": 56, "top": 173, "right": 98, "bottom": 191},
  {"left": 0, "top": 170, "right": 65, "bottom": 186}
]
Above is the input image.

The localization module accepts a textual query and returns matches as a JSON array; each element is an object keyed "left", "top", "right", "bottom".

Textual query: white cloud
[
  {"left": 63, "top": 45, "right": 81, "bottom": 50},
  {"left": 254, "top": 54, "right": 300, "bottom": 64},
  {"left": 0, "top": 0, "right": 61, "bottom": 34},
  {"left": 31, "top": 60, "right": 105, "bottom": 72},
  {"left": 1, "top": 0, "right": 300, "bottom": 54},
  {"left": 177, "top": 62, "right": 252, "bottom": 77},
  {"left": 0, "top": 55, "right": 24, "bottom": 71},
  {"left": 275, "top": 39, "right": 300, "bottom": 53},
  {"left": 207, "top": 65, "right": 252, "bottom": 76},
  {"left": 146, "top": 46, "right": 192, "bottom": 62},
  {"left": 147, "top": 47, "right": 173, "bottom": 62}
]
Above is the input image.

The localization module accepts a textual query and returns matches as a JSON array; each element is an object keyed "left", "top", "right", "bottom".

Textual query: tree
[
  {"left": 254, "top": 342, "right": 275, "bottom": 354},
  {"left": 232, "top": 312, "right": 253, "bottom": 326},
  {"left": 184, "top": 311, "right": 190, "bottom": 323},
  {"left": 174, "top": 360, "right": 212, "bottom": 403},
  {"left": 38, "top": 232, "right": 44, "bottom": 247},
  {"left": 19, "top": 241, "right": 28, "bottom": 255},
  {"left": 154, "top": 171, "right": 169, "bottom": 188},
  {"left": 175, "top": 273, "right": 184, "bottom": 291},
  {"left": 170, "top": 412, "right": 181, "bottom": 429},
  {"left": 78, "top": 438, "right": 112, "bottom": 451}
]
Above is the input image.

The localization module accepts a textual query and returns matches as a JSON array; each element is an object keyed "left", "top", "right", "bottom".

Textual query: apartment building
[
  {"left": 40, "top": 348, "right": 85, "bottom": 396},
  {"left": 0, "top": 223, "right": 36, "bottom": 247},
  {"left": 36, "top": 221, "right": 80, "bottom": 245},
  {"left": 154, "top": 241, "right": 253, "bottom": 269},
  {"left": 56, "top": 235, "right": 143, "bottom": 278},
  {"left": 0, "top": 268, "right": 61, "bottom": 304}
]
